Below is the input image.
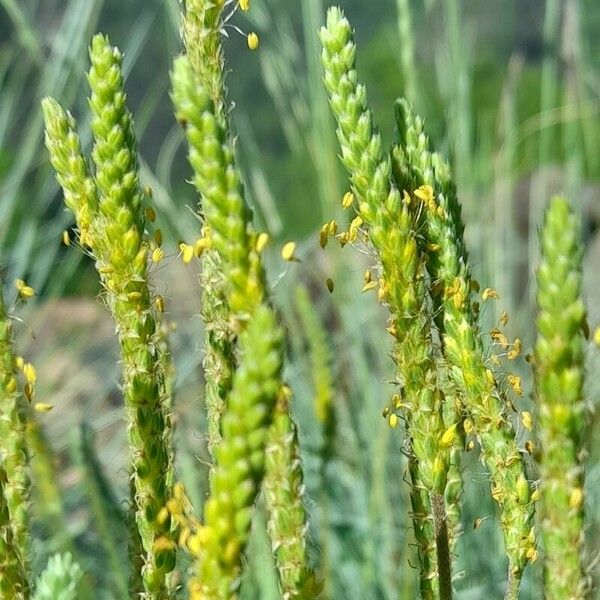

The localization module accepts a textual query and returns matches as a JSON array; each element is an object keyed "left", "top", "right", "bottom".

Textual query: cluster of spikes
[
  {"left": 318, "top": 6, "right": 589, "bottom": 600},
  {"left": 0, "top": 2, "right": 590, "bottom": 600}
]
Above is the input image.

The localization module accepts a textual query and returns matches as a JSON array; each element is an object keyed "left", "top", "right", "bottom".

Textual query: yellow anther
[
  {"left": 127, "top": 291, "right": 142, "bottom": 302},
  {"left": 530, "top": 488, "right": 540, "bottom": 502},
  {"left": 152, "top": 536, "right": 176, "bottom": 552},
  {"left": 507, "top": 338, "right": 522, "bottom": 360},
  {"left": 14, "top": 356, "right": 24, "bottom": 370},
  {"left": 508, "top": 374, "right": 523, "bottom": 396},
  {"left": 569, "top": 487, "right": 584, "bottom": 509},
  {"left": 525, "top": 440, "right": 535, "bottom": 454},
  {"left": 5, "top": 376, "right": 17, "bottom": 394},
  {"left": 15, "top": 279, "right": 35, "bottom": 298},
  {"left": 388, "top": 413, "right": 399, "bottom": 429},
  {"left": 440, "top": 423, "right": 458, "bottom": 448},
  {"left": 490, "top": 328, "right": 509, "bottom": 349},
  {"left": 157, "top": 506, "right": 170, "bottom": 525},
  {"left": 155, "top": 229, "right": 163, "bottom": 247},
  {"left": 342, "top": 191, "right": 354, "bottom": 209},
  {"left": 500, "top": 310, "right": 509, "bottom": 327},
  {"left": 166, "top": 498, "right": 183, "bottom": 514},
  {"left": 482, "top": 287, "right": 500, "bottom": 300},
  {"left": 34, "top": 403, "right": 53, "bottom": 413},
  {"left": 463, "top": 418, "right": 474, "bottom": 434},
  {"left": 326, "top": 278, "right": 334, "bottom": 293},
  {"left": 255, "top": 232, "right": 269, "bottom": 252},
  {"left": 362, "top": 280, "right": 377, "bottom": 293},
  {"left": 239, "top": 0, "right": 250, "bottom": 11},
  {"left": 466, "top": 440, "right": 475, "bottom": 451},
  {"left": 179, "top": 527, "right": 191, "bottom": 548},
  {"left": 414, "top": 185, "right": 434, "bottom": 205},
  {"left": 337, "top": 232, "right": 349, "bottom": 247},
  {"left": 521, "top": 411, "right": 532, "bottom": 431},
  {"left": 281, "top": 241, "right": 297, "bottom": 262},
  {"left": 145, "top": 207, "right": 156, "bottom": 222},
  {"left": 62, "top": 230, "right": 70, "bottom": 246},
  {"left": 155, "top": 295, "right": 165, "bottom": 313},
  {"left": 526, "top": 547, "right": 538, "bottom": 563},
  {"left": 349, "top": 215, "right": 363, "bottom": 233},
  {"left": 152, "top": 248, "right": 165, "bottom": 263},
  {"left": 377, "top": 279, "right": 388, "bottom": 303},
  {"left": 247, "top": 32, "right": 259, "bottom": 50},
  {"left": 319, "top": 225, "right": 329, "bottom": 249},
  {"left": 328, "top": 220, "right": 338, "bottom": 236},
  {"left": 23, "top": 362, "right": 36, "bottom": 386},
  {"left": 194, "top": 237, "right": 211, "bottom": 257},
  {"left": 179, "top": 242, "right": 194, "bottom": 264}
]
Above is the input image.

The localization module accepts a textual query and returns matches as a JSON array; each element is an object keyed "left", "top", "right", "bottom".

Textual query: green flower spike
[
  {"left": 392, "top": 99, "right": 536, "bottom": 599},
  {"left": 264, "top": 390, "right": 320, "bottom": 600},
  {"left": 173, "top": 44, "right": 315, "bottom": 598},
  {"left": 0, "top": 465, "right": 28, "bottom": 598},
  {"left": 535, "top": 197, "right": 588, "bottom": 600},
  {"left": 188, "top": 305, "right": 283, "bottom": 600},
  {"left": 180, "top": 0, "right": 237, "bottom": 456},
  {"left": 43, "top": 34, "right": 175, "bottom": 599},
  {"left": 0, "top": 286, "right": 30, "bottom": 579},
  {"left": 320, "top": 8, "right": 452, "bottom": 598},
  {"left": 172, "top": 54, "right": 259, "bottom": 318}
]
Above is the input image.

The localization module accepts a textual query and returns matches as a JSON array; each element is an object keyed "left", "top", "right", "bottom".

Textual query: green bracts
[{"left": 535, "top": 197, "right": 587, "bottom": 600}]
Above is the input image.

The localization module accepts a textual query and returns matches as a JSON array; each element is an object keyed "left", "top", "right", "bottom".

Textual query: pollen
[
  {"left": 281, "top": 241, "right": 297, "bottom": 261},
  {"left": 247, "top": 32, "right": 259, "bottom": 50},
  {"left": 342, "top": 191, "right": 354, "bottom": 209}
]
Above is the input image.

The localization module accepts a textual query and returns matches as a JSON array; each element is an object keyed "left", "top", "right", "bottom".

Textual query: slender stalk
[{"left": 431, "top": 492, "right": 452, "bottom": 600}]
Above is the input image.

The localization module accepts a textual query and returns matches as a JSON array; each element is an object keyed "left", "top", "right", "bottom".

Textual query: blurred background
[{"left": 1, "top": 0, "right": 600, "bottom": 598}]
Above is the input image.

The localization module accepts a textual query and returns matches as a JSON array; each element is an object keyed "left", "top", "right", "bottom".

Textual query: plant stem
[{"left": 431, "top": 492, "right": 452, "bottom": 600}]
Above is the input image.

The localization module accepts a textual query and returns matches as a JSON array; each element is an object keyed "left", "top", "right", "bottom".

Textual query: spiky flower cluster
[
  {"left": 43, "top": 34, "right": 175, "bottom": 598},
  {"left": 392, "top": 100, "right": 536, "bottom": 593},
  {"left": 173, "top": 3, "right": 314, "bottom": 597},
  {"left": 535, "top": 197, "right": 587, "bottom": 599},
  {"left": 320, "top": 8, "right": 455, "bottom": 597}
]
